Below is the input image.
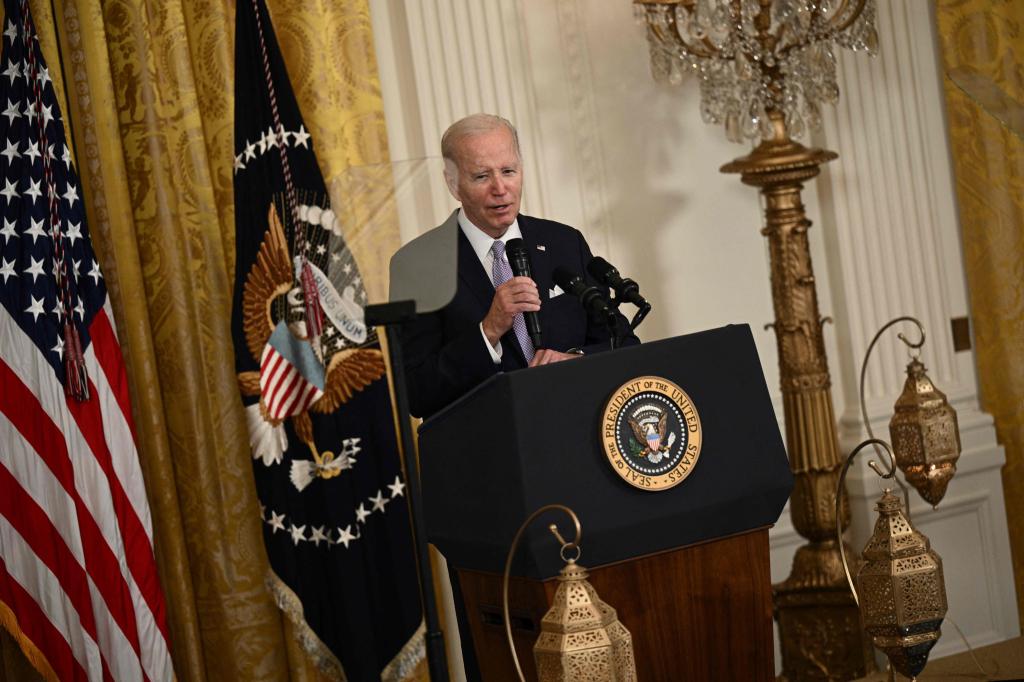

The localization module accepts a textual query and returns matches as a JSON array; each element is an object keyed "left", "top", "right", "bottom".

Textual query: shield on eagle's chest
[{"left": 647, "top": 431, "right": 661, "bottom": 453}]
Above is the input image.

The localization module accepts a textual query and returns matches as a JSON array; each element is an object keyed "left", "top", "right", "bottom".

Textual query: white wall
[{"left": 371, "top": 0, "right": 1020, "bottom": 675}]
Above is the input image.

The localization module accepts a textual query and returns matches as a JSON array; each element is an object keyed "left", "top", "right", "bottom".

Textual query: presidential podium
[{"left": 417, "top": 325, "right": 793, "bottom": 681}]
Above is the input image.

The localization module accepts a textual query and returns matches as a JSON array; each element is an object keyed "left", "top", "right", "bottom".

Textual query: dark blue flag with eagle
[{"left": 231, "top": 1, "right": 423, "bottom": 679}]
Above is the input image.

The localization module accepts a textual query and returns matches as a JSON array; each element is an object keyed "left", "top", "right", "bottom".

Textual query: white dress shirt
[{"left": 458, "top": 209, "right": 523, "bottom": 364}]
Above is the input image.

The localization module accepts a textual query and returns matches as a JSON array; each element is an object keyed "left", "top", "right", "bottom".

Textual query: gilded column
[{"left": 722, "top": 113, "right": 875, "bottom": 680}]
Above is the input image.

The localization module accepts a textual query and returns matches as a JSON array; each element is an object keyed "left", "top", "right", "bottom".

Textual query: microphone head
[
  {"left": 505, "top": 238, "right": 527, "bottom": 257},
  {"left": 552, "top": 266, "right": 582, "bottom": 292},
  {"left": 586, "top": 256, "right": 616, "bottom": 281},
  {"left": 504, "top": 238, "right": 532, "bottom": 278},
  {"left": 554, "top": 266, "right": 611, "bottom": 318}
]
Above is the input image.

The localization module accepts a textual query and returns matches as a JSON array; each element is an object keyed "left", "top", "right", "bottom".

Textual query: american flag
[
  {"left": 0, "top": 1, "right": 173, "bottom": 680},
  {"left": 260, "top": 320, "right": 325, "bottom": 422}
]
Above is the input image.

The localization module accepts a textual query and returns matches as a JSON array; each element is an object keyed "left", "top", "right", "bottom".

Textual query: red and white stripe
[
  {"left": 259, "top": 344, "right": 323, "bottom": 422},
  {"left": 0, "top": 301, "right": 174, "bottom": 681}
]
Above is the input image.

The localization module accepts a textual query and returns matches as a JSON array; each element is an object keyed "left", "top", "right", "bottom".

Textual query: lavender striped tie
[{"left": 490, "top": 240, "right": 535, "bottom": 363}]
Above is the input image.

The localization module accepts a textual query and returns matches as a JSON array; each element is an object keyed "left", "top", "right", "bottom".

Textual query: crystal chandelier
[{"left": 635, "top": 0, "right": 878, "bottom": 141}]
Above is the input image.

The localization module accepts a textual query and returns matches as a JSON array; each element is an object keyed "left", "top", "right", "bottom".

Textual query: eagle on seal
[{"left": 629, "top": 411, "right": 669, "bottom": 458}]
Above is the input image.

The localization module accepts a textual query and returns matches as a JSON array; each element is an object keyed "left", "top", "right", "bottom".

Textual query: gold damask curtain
[
  {"left": 935, "top": 0, "right": 1024, "bottom": 631},
  {"left": 0, "top": 0, "right": 400, "bottom": 679}
]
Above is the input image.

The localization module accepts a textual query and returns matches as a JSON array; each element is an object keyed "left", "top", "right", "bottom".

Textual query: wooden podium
[{"left": 417, "top": 325, "right": 792, "bottom": 680}]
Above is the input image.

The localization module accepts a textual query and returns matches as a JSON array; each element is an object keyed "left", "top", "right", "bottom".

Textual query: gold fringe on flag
[
  {"left": 266, "top": 569, "right": 427, "bottom": 682},
  {"left": 0, "top": 599, "right": 59, "bottom": 682}
]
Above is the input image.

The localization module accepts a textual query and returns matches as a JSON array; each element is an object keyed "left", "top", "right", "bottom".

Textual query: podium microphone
[
  {"left": 587, "top": 257, "right": 648, "bottom": 309},
  {"left": 552, "top": 266, "right": 613, "bottom": 320},
  {"left": 505, "top": 239, "right": 543, "bottom": 349},
  {"left": 586, "top": 256, "right": 651, "bottom": 330}
]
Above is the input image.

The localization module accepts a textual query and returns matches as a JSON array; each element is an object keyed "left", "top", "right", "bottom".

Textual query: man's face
[{"left": 446, "top": 127, "right": 523, "bottom": 238}]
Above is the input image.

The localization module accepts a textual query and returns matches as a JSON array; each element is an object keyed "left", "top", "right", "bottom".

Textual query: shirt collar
[{"left": 458, "top": 209, "right": 522, "bottom": 261}]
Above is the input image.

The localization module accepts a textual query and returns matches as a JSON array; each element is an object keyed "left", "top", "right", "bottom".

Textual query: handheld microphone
[
  {"left": 586, "top": 257, "right": 648, "bottom": 309},
  {"left": 504, "top": 238, "right": 543, "bottom": 349},
  {"left": 552, "top": 266, "right": 613, "bottom": 321}
]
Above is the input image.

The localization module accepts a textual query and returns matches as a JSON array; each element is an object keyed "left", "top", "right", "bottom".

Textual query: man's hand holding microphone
[{"left": 482, "top": 239, "right": 580, "bottom": 367}]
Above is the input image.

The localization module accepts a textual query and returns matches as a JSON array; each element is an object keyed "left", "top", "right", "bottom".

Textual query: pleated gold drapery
[
  {"left": 935, "top": 0, "right": 1024, "bottom": 631},
  {"left": 0, "top": 0, "right": 403, "bottom": 679}
]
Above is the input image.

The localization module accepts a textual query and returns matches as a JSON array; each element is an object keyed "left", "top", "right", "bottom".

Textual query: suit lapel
[
  {"left": 457, "top": 227, "right": 496, "bottom": 311},
  {"left": 519, "top": 216, "right": 551, "bottom": 301},
  {"left": 519, "top": 216, "right": 554, "bottom": 338}
]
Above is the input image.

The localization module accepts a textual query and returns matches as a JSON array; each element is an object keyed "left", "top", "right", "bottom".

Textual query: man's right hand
[{"left": 482, "top": 276, "right": 540, "bottom": 346}]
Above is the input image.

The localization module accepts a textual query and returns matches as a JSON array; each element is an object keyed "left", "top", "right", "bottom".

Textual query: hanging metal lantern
[
  {"left": 533, "top": 558, "right": 636, "bottom": 681},
  {"left": 857, "top": 489, "right": 948, "bottom": 678},
  {"left": 859, "top": 317, "right": 962, "bottom": 508},
  {"left": 503, "top": 504, "right": 637, "bottom": 682},
  {"left": 837, "top": 440, "right": 948, "bottom": 681},
  {"left": 889, "top": 358, "right": 961, "bottom": 506}
]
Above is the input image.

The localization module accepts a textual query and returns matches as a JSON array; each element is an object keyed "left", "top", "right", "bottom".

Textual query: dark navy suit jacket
[{"left": 402, "top": 211, "right": 639, "bottom": 418}]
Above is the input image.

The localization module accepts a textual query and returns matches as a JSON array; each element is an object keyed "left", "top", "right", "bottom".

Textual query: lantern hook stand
[
  {"left": 835, "top": 439, "right": 989, "bottom": 681},
  {"left": 502, "top": 504, "right": 583, "bottom": 682},
  {"left": 835, "top": 438, "right": 899, "bottom": 608},
  {"left": 859, "top": 316, "right": 925, "bottom": 519},
  {"left": 835, "top": 438, "right": 908, "bottom": 682}
]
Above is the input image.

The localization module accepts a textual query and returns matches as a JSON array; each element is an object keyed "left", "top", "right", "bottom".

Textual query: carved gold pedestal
[{"left": 722, "top": 112, "right": 876, "bottom": 680}]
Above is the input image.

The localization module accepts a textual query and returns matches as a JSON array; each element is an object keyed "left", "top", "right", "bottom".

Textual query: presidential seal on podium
[{"left": 601, "top": 376, "right": 703, "bottom": 491}]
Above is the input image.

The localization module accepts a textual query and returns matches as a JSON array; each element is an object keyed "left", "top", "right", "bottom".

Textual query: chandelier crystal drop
[{"left": 635, "top": 0, "right": 878, "bottom": 142}]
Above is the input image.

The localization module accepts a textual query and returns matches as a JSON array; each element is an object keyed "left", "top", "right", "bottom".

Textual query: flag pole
[
  {"left": 46, "top": 0, "right": 80, "bottom": 169},
  {"left": 365, "top": 300, "right": 449, "bottom": 681}
]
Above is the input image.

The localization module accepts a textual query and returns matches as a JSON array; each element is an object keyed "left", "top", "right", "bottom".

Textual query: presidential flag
[
  {"left": 231, "top": 1, "right": 424, "bottom": 679},
  {"left": 0, "top": 0, "right": 174, "bottom": 680}
]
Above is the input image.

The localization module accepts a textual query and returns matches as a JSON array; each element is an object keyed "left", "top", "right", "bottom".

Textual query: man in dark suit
[{"left": 402, "top": 114, "right": 638, "bottom": 419}]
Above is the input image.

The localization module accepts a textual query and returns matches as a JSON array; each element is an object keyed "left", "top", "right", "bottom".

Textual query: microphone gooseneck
[{"left": 504, "top": 239, "right": 543, "bottom": 349}]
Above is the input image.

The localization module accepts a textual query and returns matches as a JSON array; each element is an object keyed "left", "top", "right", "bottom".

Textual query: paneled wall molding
[
  {"left": 369, "top": 0, "right": 439, "bottom": 245},
  {"left": 371, "top": 0, "right": 617, "bottom": 251},
  {"left": 816, "top": 0, "right": 972, "bottom": 419},
  {"left": 816, "top": 0, "right": 998, "bottom": 464},
  {"left": 549, "top": 0, "right": 613, "bottom": 255},
  {"left": 375, "top": 0, "right": 550, "bottom": 235}
]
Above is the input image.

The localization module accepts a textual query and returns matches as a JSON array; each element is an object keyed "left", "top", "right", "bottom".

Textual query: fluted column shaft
[
  {"left": 761, "top": 183, "right": 846, "bottom": 541},
  {"left": 722, "top": 114, "right": 874, "bottom": 680}
]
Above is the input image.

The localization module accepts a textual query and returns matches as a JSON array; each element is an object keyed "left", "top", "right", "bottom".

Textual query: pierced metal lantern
[
  {"left": 504, "top": 505, "right": 637, "bottom": 682},
  {"left": 533, "top": 559, "right": 637, "bottom": 682},
  {"left": 856, "top": 490, "right": 948, "bottom": 679},
  {"left": 889, "top": 358, "right": 961, "bottom": 506}
]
